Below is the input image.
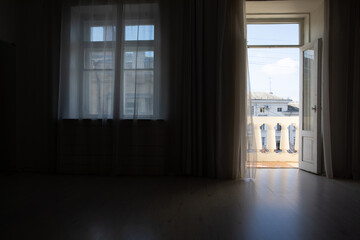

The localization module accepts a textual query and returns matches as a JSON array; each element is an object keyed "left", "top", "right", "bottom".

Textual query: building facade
[{"left": 251, "top": 92, "right": 299, "bottom": 117}]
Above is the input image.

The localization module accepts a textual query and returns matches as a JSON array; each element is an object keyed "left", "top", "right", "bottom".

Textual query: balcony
[{"left": 252, "top": 116, "right": 299, "bottom": 168}]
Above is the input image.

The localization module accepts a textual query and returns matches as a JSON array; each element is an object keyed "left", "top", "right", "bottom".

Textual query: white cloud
[{"left": 261, "top": 58, "right": 299, "bottom": 75}]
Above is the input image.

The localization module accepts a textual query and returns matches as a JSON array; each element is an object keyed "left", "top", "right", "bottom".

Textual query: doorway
[{"left": 247, "top": 22, "right": 301, "bottom": 168}]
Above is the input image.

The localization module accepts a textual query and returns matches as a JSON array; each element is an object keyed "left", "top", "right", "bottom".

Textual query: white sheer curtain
[
  {"left": 59, "top": 0, "right": 161, "bottom": 120},
  {"left": 245, "top": 48, "right": 257, "bottom": 179},
  {"left": 219, "top": 0, "right": 256, "bottom": 179},
  {"left": 57, "top": 0, "right": 165, "bottom": 175},
  {"left": 57, "top": 0, "right": 257, "bottom": 178}
]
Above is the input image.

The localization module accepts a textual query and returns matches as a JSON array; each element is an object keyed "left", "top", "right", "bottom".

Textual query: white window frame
[
  {"left": 76, "top": 3, "right": 160, "bottom": 120},
  {"left": 82, "top": 19, "right": 117, "bottom": 119},
  {"left": 247, "top": 14, "right": 309, "bottom": 48},
  {"left": 246, "top": 16, "right": 306, "bottom": 119}
]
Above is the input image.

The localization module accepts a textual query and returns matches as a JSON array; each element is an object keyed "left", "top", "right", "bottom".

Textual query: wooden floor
[{"left": 1, "top": 169, "right": 360, "bottom": 240}]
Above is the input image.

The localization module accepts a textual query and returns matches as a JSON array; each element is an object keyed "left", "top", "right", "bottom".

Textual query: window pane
[
  {"left": 104, "top": 26, "right": 115, "bottom": 41},
  {"left": 123, "top": 70, "right": 154, "bottom": 116},
  {"left": 124, "top": 47, "right": 154, "bottom": 69},
  {"left": 247, "top": 24, "right": 300, "bottom": 45},
  {"left": 125, "top": 25, "right": 154, "bottom": 41},
  {"left": 142, "top": 51, "right": 154, "bottom": 68},
  {"left": 302, "top": 49, "right": 314, "bottom": 131},
  {"left": 85, "top": 50, "right": 114, "bottom": 69},
  {"left": 139, "top": 25, "right": 154, "bottom": 40},
  {"left": 124, "top": 51, "right": 136, "bottom": 69},
  {"left": 125, "top": 26, "right": 138, "bottom": 41},
  {"left": 91, "top": 27, "right": 104, "bottom": 42},
  {"left": 90, "top": 26, "right": 115, "bottom": 42},
  {"left": 84, "top": 71, "right": 114, "bottom": 116}
]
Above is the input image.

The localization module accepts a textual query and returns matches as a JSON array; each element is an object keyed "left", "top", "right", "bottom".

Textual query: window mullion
[{"left": 113, "top": 4, "right": 123, "bottom": 120}]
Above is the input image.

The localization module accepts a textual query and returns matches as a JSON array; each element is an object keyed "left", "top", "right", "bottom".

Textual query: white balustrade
[
  {"left": 267, "top": 124, "right": 276, "bottom": 152},
  {"left": 254, "top": 124, "right": 262, "bottom": 150},
  {"left": 280, "top": 123, "right": 289, "bottom": 152},
  {"left": 252, "top": 117, "right": 299, "bottom": 162},
  {"left": 294, "top": 123, "right": 299, "bottom": 151}
]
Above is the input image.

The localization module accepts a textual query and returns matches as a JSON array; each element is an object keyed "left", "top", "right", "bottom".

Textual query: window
[
  {"left": 83, "top": 23, "right": 116, "bottom": 118},
  {"left": 247, "top": 19, "right": 303, "bottom": 116},
  {"left": 247, "top": 21, "right": 302, "bottom": 46},
  {"left": 60, "top": 3, "right": 160, "bottom": 119},
  {"left": 123, "top": 23, "right": 156, "bottom": 118},
  {"left": 260, "top": 107, "right": 265, "bottom": 113}
]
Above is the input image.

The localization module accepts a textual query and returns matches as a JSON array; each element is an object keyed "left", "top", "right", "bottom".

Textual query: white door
[{"left": 299, "top": 39, "right": 322, "bottom": 174}]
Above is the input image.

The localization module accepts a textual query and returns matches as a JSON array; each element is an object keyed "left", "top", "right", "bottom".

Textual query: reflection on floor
[{"left": 256, "top": 161, "right": 298, "bottom": 168}]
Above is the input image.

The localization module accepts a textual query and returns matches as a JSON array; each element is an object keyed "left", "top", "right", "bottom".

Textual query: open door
[{"left": 299, "top": 39, "right": 322, "bottom": 174}]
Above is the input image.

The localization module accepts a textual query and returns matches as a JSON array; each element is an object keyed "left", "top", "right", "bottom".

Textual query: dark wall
[
  {"left": 0, "top": 2, "right": 16, "bottom": 43},
  {"left": 0, "top": 2, "right": 16, "bottom": 170},
  {"left": 0, "top": 41, "right": 16, "bottom": 170},
  {"left": 1, "top": 0, "right": 55, "bottom": 172},
  {"left": 58, "top": 120, "right": 170, "bottom": 175}
]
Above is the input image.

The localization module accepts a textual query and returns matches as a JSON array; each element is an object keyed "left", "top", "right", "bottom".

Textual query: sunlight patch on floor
[{"left": 256, "top": 161, "right": 298, "bottom": 168}]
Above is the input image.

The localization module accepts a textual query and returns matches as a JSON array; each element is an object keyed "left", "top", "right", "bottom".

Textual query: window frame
[
  {"left": 121, "top": 18, "right": 158, "bottom": 119},
  {"left": 247, "top": 17, "right": 306, "bottom": 48},
  {"left": 81, "top": 19, "right": 117, "bottom": 119},
  {"left": 76, "top": 4, "right": 160, "bottom": 120},
  {"left": 246, "top": 16, "right": 306, "bottom": 120}
]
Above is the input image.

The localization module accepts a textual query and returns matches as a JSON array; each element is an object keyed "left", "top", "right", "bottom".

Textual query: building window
[
  {"left": 260, "top": 107, "right": 265, "bottom": 113},
  {"left": 277, "top": 107, "right": 282, "bottom": 112}
]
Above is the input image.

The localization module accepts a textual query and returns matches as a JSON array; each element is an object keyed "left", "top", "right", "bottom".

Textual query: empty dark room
[{"left": 1, "top": 0, "right": 360, "bottom": 239}]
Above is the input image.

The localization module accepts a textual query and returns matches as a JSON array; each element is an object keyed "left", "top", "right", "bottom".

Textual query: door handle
[{"left": 312, "top": 105, "right": 317, "bottom": 112}]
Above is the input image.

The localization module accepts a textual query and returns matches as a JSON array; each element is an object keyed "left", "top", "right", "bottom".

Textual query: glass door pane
[{"left": 302, "top": 49, "right": 315, "bottom": 131}]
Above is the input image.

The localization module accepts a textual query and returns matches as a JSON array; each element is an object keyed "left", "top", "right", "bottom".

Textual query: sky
[{"left": 247, "top": 24, "right": 300, "bottom": 102}]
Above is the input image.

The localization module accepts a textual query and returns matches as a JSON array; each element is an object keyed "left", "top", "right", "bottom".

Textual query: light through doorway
[{"left": 247, "top": 22, "right": 301, "bottom": 168}]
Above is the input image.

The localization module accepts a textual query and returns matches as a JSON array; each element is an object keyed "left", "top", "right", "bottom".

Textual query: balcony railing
[{"left": 252, "top": 116, "right": 299, "bottom": 162}]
